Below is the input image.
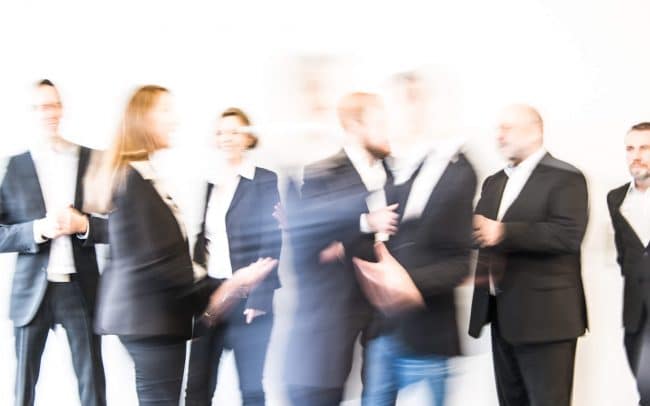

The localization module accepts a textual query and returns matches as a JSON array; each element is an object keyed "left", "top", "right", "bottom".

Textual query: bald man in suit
[{"left": 469, "top": 105, "right": 589, "bottom": 406}]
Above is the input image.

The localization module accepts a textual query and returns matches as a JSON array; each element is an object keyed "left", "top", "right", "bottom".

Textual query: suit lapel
[
  {"left": 612, "top": 183, "right": 646, "bottom": 250},
  {"left": 20, "top": 152, "right": 47, "bottom": 216},
  {"left": 501, "top": 153, "right": 550, "bottom": 221},
  {"left": 226, "top": 171, "right": 255, "bottom": 222},
  {"left": 483, "top": 171, "right": 508, "bottom": 219},
  {"left": 74, "top": 146, "right": 87, "bottom": 210}
]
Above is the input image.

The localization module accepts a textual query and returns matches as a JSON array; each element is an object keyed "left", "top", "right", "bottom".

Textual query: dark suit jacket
[
  {"left": 290, "top": 149, "right": 377, "bottom": 320},
  {"left": 284, "top": 149, "right": 378, "bottom": 388},
  {"left": 95, "top": 165, "right": 194, "bottom": 338},
  {"left": 608, "top": 183, "right": 650, "bottom": 334},
  {"left": 366, "top": 153, "right": 477, "bottom": 356},
  {"left": 193, "top": 167, "right": 282, "bottom": 315},
  {"left": 0, "top": 148, "right": 106, "bottom": 327},
  {"left": 469, "top": 153, "right": 589, "bottom": 344}
]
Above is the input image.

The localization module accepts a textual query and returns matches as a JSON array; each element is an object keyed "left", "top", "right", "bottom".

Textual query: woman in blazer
[
  {"left": 92, "top": 88, "right": 275, "bottom": 406},
  {"left": 185, "top": 107, "right": 282, "bottom": 406}
]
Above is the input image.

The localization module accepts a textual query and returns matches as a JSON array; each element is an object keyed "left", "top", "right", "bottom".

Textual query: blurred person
[
  {"left": 0, "top": 79, "right": 106, "bottom": 406},
  {"left": 353, "top": 72, "right": 477, "bottom": 405},
  {"left": 90, "top": 86, "right": 275, "bottom": 406},
  {"left": 283, "top": 92, "right": 395, "bottom": 405},
  {"left": 184, "top": 107, "right": 281, "bottom": 406},
  {"left": 468, "top": 104, "right": 589, "bottom": 406},
  {"left": 607, "top": 122, "right": 650, "bottom": 405}
]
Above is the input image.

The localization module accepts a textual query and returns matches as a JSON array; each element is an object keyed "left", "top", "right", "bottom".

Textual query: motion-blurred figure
[
  {"left": 284, "top": 92, "right": 394, "bottom": 405},
  {"left": 469, "top": 105, "right": 589, "bottom": 406},
  {"left": 355, "top": 72, "right": 477, "bottom": 405},
  {"left": 91, "top": 86, "right": 274, "bottom": 406},
  {"left": 0, "top": 79, "right": 106, "bottom": 406},
  {"left": 607, "top": 122, "right": 650, "bottom": 405},
  {"left": 185, "top": 107, "right": 281, "bottom": 406}
]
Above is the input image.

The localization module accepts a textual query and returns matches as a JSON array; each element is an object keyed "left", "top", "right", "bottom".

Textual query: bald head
[
  {"left": 337, "top": 92, "right": 390, "bottom": 159},
  {"left": 496, "top": 104, "right": 544, "bottom": 164}
]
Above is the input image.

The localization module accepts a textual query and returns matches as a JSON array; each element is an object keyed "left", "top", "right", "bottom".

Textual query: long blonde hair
[{"left": 84, "top": 85, "right": 169, "bottom": 213}]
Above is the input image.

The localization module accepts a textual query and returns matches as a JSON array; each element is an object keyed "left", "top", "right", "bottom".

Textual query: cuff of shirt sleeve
[
  {"left": 76, "top": 216, "right": 90, "bottom": 240},
  {"left": 360, "top": 213, "right": 372, "bottom": 234},
  {"left": 33, "top": 219, "right": 48, "bottom": 244},
  {"left": 192, "top": 262, "right": 208, "bottom": 282}
]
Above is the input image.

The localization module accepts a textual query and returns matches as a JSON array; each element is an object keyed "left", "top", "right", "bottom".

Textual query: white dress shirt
[
  {"left": 387, "top": 138, "right": 466, "bottom": 222},
  {"left": 620, "top": 181, "right": 650, "bottom": 247},
  {"left": 490, "top": 147, "right": 546, "bottom": 295},
  {"left": 497, "top": 147, "right": 547, "bottom": 221},
  {"left": 204, "top": 159, "right": 256, "bottom": 279},
  {"left": 30, "top": 143, "right": 80, "bottom": 282},
  {"left": 344, "top": 144, "right": 389, "bottom": 241}
]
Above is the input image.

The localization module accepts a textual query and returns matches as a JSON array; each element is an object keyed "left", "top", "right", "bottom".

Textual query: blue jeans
[{"left": 362, "top": 334, "right": 449, "bottom": 406}]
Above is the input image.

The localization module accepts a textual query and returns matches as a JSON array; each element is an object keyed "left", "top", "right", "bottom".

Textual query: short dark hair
[
  {"left": 630, "top": 122, "right": 650, "bottom": 132},
  {"left": 36, "top": 79, "right": 56, "bottom": 89},
  {"left": 220, "top": 107, "right": 258, "bottom": 149}
]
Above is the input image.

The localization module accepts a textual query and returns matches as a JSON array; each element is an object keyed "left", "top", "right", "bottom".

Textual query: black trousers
[
  {"left": 119, "top": 336, "right": 187, "bottom": 406},
  {"left": 490, "top": 298, "right": 577, "bottom": 406},
  {"left": 185, "top": 309, "right": 273, "bottom": 406},
  {"left": 286, "top": 385, "right": 344, "bottom": 406},
  {"left": 628, "top": 310, "right": 650, "bottom": 406},
  {"left": 14, "top": 281, "right": 106, "bottom": 406}
]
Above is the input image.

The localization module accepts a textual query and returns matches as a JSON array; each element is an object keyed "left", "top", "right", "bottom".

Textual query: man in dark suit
[
  {"left": 284, "top": 92, "right": 397, "bottom": 405},
  {"left": 353, "top": 140, "right": 477, "bottom": 405},
  {"left": 468, "top": 104, "right": 589, "bottom": 406},
  {"left": 0, "top": 80, "right": 106, "bottom": 406},
  {"left": 607, "top": 122, "right": 650, "bottom": 405},
  {"left": 350, "top": 71, "right": 477, "bottom": 405}
]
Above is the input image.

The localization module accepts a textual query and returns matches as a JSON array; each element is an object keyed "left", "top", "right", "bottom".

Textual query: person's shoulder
[
  {"left": 607, "top": 183, "right": 630, "bottom": 205},
  {"left": 540, "top": 154, "right": 584, "bottom": 177},
  {"left": 303, "top": 149, "right": 348, "bottom": 179},
  {"left": 254, "top": 166, "right": 278, "bottom": 182},
  {"left": 452, "top": 152, "right": 477, "bottom": 174}
]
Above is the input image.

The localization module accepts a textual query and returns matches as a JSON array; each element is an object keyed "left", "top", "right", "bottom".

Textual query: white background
[{"left": 0, "top": 0, "right": 649, "bottom": 404}]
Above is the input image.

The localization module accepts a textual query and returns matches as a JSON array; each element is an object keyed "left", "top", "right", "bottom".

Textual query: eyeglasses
[{"left": 33, "top": 103, "right": 62, "bottom": 112}]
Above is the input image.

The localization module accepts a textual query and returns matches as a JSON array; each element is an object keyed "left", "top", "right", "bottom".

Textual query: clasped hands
[
  {"left": 35, "top": 206, "right": 88, "bottom": 240},
  {"left": 472, "top": 214, "right": 505, "bottom": 248}
]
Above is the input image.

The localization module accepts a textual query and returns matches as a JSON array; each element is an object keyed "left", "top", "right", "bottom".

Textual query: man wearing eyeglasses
[{"left": 1, "top": 79, "right": 106, "bottom": 406}]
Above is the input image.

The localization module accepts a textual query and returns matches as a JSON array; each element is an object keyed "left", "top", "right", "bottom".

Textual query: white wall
[{"left": 0, "top": 0, "right": 649, "bottom": 404}]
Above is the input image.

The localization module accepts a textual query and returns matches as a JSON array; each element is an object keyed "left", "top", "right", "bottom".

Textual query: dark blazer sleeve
[
  {"left": 82, "top": 215, "right": 109, "bottom": 246},
  {"left": 499, "top": 171, "right": 588, "bottom": 254},
  {"left": 0, "top": 162, "right": 41, "bottom": 254},
  {"left": 607, "top": 189, "right": 625, "bottom": 268},
  {"left": 409, "top": 158, "right": 477, "bottom": 297},
  {"left": 246, "top": 171, "right": 282, "bottom": 312}
]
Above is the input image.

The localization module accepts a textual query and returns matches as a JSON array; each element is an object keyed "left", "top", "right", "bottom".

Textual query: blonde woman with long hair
[{"left": 90, "top": 86, "right": 276, "bottom": 406}]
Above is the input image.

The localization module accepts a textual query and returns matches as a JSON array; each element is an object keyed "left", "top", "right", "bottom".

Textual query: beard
[
  {"left": 631, "top": 166, "right": 650, "bottom": 182},
  {"left": 365, "top": 143, "right": 390, "bottom": 160}
]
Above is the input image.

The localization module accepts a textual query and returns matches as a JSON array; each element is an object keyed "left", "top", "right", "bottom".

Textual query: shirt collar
[
  {"left": 129, "top": 160, "right": 156, "bottom": 180},
  {"left": 208, "top": 156, "right": 256, "bottom": 185},
  {"left": 237, "top": 159, "right": 256, "bottom": 180},
  {"left": 30, "top": 137, "right": 79, "bottom": 159},
  {"left": 344, "top": 143, "right": 381, "bottom": 171},
  {"left": 504, "top": 147, "right": 547, "bottom": 178},
  {"left": 386, "top": 137, "right": 466, "bottom": 183},
  {"left": 627, "top": 180, "right": 650, "bottom": 195}
]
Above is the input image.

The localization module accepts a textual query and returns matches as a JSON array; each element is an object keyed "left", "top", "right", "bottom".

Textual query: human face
[
  {"left": 33, "top": 85, "right": 63, "bottom": 137},
  {"left": 215, "top": 115, "right": 252, "bottom": 161},
  {"left": 495, "top": 108, "right": 542, "bottom": 164},
  {"left": 360, "top": 105, "right": 390, "bottom": 159},
  {"left": 625, "top": 130, "right": 650, "bottom": 183},
  {"left": 146, "top": 92, "right": 177, "bottom": 149}
]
